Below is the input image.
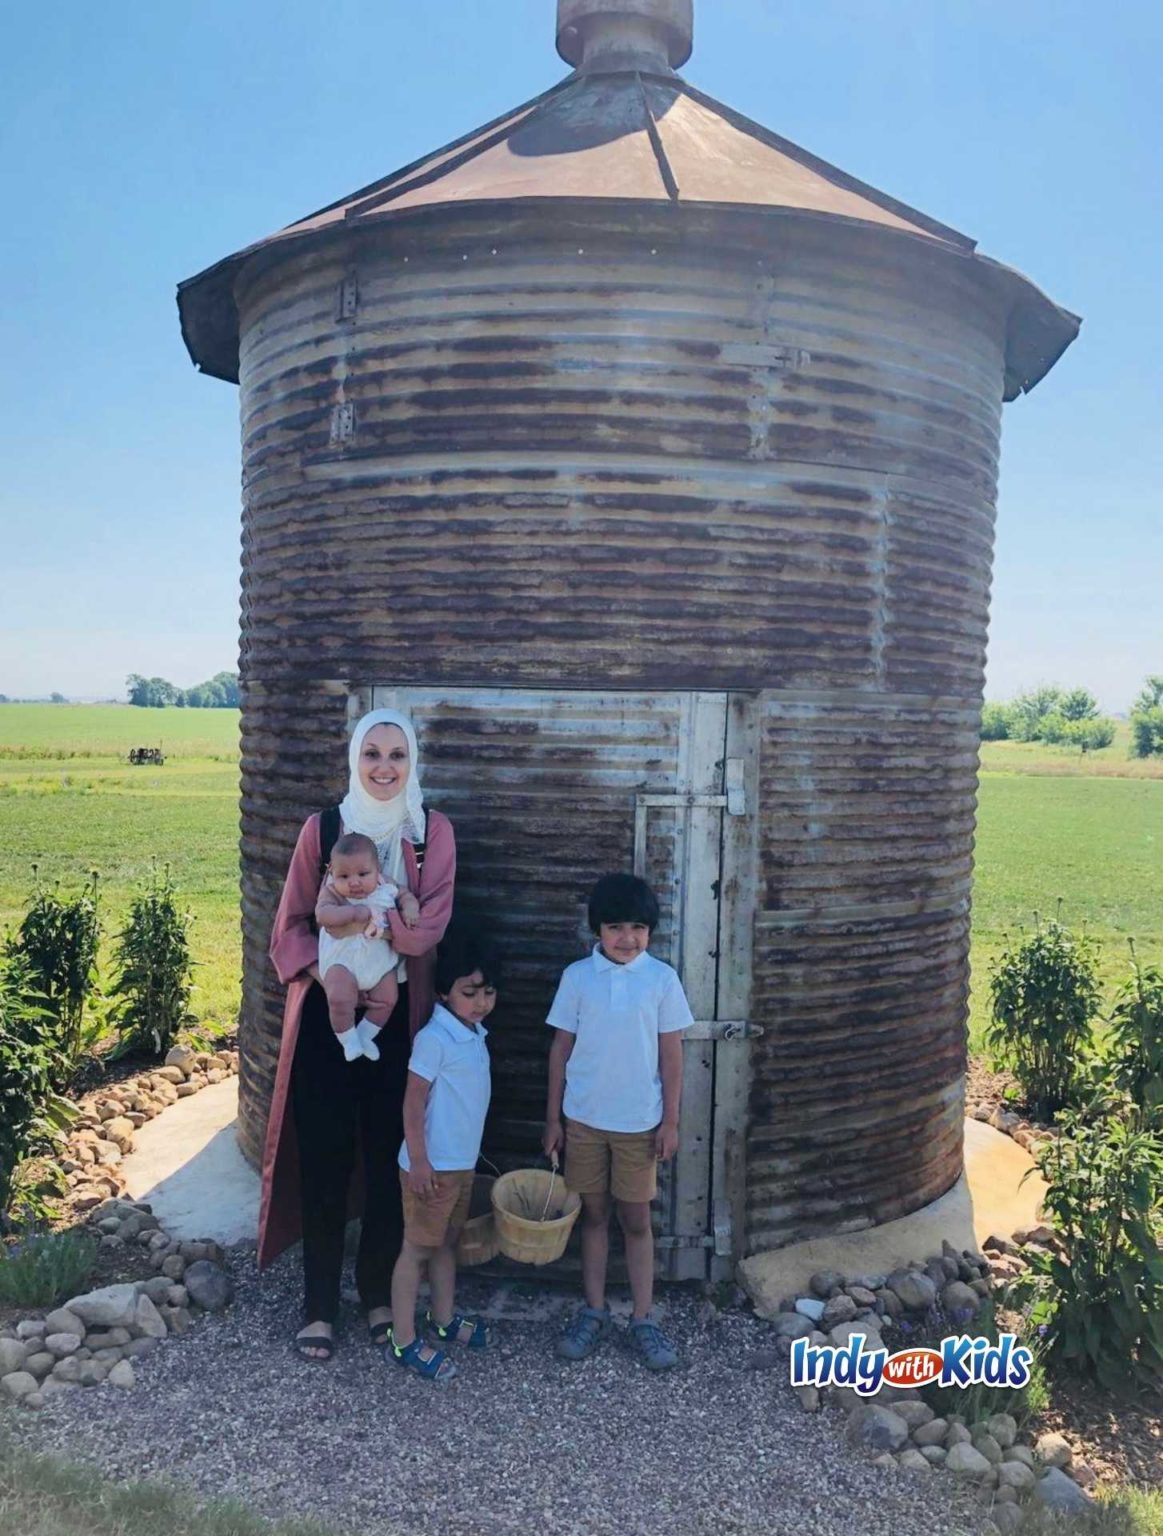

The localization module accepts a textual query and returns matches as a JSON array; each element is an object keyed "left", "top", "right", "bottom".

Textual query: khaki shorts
[
  {"left": 400, "top": 1168, "right": 474, "bottom": 1249},
  {"left": 563, "top": 1118, "right": 658, "bottom": 1203}
]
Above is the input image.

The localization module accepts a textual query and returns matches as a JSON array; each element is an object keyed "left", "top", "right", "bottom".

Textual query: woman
[{"left": 257, "top": 708, "right": 455, "bottom": 1361}]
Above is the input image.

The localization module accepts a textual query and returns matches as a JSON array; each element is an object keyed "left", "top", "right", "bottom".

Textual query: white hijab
[{"left": 338, "top": 709, "right": 427, "bottom": 886}]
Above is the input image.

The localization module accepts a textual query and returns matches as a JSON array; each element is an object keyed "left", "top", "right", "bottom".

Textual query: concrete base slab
[
  {"left": 122, "top": 1078, "right": 259, "bottom": 1247},
  {"left": 738, "top": 1118, "right": 1047, "bottom": 1318}
]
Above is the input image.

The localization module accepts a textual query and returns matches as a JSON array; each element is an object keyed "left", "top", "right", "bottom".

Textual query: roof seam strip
[
  {"left": 342, "top": 103, "right": 547, "bottom": 222},
  {"left": 677, "top": 80, "right": 976, "bottom": 252},
  {"left": 299, "top": 78, "right": 572, "bottom": 229},
  {"left": 636, "top": 72, "right": 681, "bottom": 202}
]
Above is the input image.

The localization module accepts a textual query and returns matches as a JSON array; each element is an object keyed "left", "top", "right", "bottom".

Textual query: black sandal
[
  {"left": 294, "top": 1328, "right": 335, "bottom": 1363},
  {"left": 367, "top": 1317, "right": 392, "bottom": 1349}
]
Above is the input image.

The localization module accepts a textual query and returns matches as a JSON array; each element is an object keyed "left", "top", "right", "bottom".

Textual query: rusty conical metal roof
[{"left": 178, "top": 10, "right": 1078, "bottom": 395}]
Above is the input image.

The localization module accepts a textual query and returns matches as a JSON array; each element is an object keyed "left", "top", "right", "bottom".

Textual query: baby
[{"left": 314, "top": 832, "right": 419, "bottom": 1061}]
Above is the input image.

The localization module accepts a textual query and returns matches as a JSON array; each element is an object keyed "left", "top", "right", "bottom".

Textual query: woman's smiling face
[{"left": 357, "top": 724, "right": 409, "bottom": 801}]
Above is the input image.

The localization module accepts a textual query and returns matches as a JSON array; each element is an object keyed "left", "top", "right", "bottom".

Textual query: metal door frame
[{"left": 632, "top": 691, "right": 759, "bottom": 1281}]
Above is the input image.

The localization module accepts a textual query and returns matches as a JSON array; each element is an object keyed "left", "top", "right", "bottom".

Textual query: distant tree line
[
  {"left": 1130, "top": 676, "right": 1163, "bottom": 758},
  {"left": 126, "top": 672, "right": 239, "bottom": 709},
  {"left": 982, "top": 674, "right": 1163, "bottom": 756}
]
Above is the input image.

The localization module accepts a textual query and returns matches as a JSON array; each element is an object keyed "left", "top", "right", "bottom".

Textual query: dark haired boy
[
  {"left": 386, "top": 930, "right": 501, "bottom": 1382},
  {"left": 543, "top": 872, "right": 692, "bottom": 1370}
]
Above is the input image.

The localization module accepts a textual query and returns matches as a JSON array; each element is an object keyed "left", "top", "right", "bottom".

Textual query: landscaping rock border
[
  {"left": 773, "top": 1229, "right": 1098, "bottom": 1534},
  {"left": 59, "top": 1045, "right": 238, "bottom": 1218},
  {"left": 964, "top": 1071, "right": 1055, "bottom": 1161},
  {"left": 1, "top": 1195, "right": 234, "bottom": 1409},
  {"left": 2, "top": 1043, "right": 240, "bottom": 1413}
]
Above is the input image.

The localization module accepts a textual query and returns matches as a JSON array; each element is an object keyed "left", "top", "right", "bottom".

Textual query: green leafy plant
[
  {"left": 7, "top": 868, "right": 101, "bottom": 1077},
  {"left": 1024, "top": 1105, "right": 1163, "bottom": 1394},
  {"left": 6, "top": 1156, "right": 68, "bottom": 1229},
  {"left": 1108, "top": 946, "right": 1163, "bottom": 1128},
  {"left": 0, "top": 1228, "right": 96, "bottom": 1308},
  {"left": 900, "top": 1296, "right": 1049, "bottom": 1427},
  {"left": 986, "top": 913, "right": 1102, "bottom": 1121},
  {"left": 109, "top": 863, "right": 194, "bottom": 1058},
  {"left": 0, "top": 954, "right": 74, "bottom": 1224}
]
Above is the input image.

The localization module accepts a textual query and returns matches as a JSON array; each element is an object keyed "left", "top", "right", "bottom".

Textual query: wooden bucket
[
  {"left": 491, "top": 1168, "right": 581, "bottom": 1266},
  {"left": 455, "top": 1174, "right": 498, "bottom": 1267}
]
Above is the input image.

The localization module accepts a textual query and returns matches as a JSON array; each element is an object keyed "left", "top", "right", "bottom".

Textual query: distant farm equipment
[{"left": 128, "top": 746, "right": 165, "bottom": 766}]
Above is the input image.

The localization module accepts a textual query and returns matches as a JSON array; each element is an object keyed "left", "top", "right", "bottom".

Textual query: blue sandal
[
  {"left": 386, "top": 1331, "right": 458, "bottom": 1382},
  {"left": 427, "top": 1311, "right": 491, "bottom": 1350}
]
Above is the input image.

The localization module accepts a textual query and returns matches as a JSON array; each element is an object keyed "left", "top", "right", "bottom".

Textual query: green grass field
[
  {"left": 969, "top": 771, "right": 1162, "bottom": 1051},
  {"left": 0, "top": 705, "right": 1160, "bottom": 1050},
  {"left": 0, "top": 706, "right": 240, "bottom": 1027}
]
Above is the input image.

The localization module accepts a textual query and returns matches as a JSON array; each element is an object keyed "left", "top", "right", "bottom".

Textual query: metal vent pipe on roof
[{"left": 557, "top": 0, "right": 694, "bottom": 72}]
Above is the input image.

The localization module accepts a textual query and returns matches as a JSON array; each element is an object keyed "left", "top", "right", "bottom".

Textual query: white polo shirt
[
  {"left": 546, "top": 946, "right": 693, "bottom": 1133},
  {"left": 398, "top": 1003, "right": 491, "bottom": 1172}
]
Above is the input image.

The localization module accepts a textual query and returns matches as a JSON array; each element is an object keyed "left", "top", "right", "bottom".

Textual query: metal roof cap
[{"left": 557, "top": 0, "right": 693, "bottom": 72}]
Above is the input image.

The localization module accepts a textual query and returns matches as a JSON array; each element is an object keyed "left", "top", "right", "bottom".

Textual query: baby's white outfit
[{"left": 318, "top": 879, "right": 401, "bottom": 990}]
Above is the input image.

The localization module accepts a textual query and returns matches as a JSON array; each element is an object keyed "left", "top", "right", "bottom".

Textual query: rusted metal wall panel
[
  {"left": 744, "top": 693, "right": 978, "bottom": 1251},
  {"left": 235, "top": 212, "right": 1002, "bottom": 1248}
]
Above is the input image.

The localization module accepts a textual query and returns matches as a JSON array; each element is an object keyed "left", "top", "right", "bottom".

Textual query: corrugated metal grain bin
[{"left": 178, "top": 0, "right": 1079, "bottom": 1277}]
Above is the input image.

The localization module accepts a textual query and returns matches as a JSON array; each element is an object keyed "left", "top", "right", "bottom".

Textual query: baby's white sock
[
  {"left": 339, "top": 1028, "right": 364, "bottom": 1062},
  {"left": 357, "top": 1018, "right": 382, "bottom": 1062}
]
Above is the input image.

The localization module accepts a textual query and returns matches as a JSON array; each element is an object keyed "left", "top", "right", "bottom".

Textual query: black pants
[{"left": 291, "top": 979, "right": 410, "bottom": 1324}]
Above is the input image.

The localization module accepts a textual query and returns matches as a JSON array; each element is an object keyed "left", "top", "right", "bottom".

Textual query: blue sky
[{"left": 1, "top": 0, "right": 1159, "bottom": 709}]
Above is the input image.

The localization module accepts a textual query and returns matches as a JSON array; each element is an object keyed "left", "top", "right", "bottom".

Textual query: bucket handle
[
  {"left": 476, "top": 1153, "right": 561, "bottom": 1221},
  {"left": 539, "top": 1152, "right": 560, "bottom": 1223}
]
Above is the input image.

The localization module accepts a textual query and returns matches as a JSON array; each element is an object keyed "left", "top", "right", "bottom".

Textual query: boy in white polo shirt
[
  {"left": 543, "top": 872, "right": 692, "bottom": 1370},
  {"left": 387, "top": 930, "right": 500, "bottom": 1383}
]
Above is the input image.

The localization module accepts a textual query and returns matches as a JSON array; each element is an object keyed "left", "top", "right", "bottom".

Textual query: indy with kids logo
[{"left": 790, "top": 1330, "right": 1034, "bottom": 1398}]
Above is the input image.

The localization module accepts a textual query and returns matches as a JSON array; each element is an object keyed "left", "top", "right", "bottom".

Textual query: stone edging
[
  {"left": 2, "top": 1041, "right": 241, "bottom": 1412},
  {"left": 965, "top": 1092, "right": 1053, "bottom": 1159},
  {"left": 771, "top": 1233, "right": 1096, "bottom": 1534},
  {"left": 61, "top": 1044, "right": 239, "bottom": 1218},
  {"left": 1, "top": 1197, "right": 235, "bottom": 1410}
]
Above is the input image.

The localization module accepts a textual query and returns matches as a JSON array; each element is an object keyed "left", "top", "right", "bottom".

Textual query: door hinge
[
  {"left": 720, "top": 342, "right": 811, "bottom": 371},
  {"left": 330, "top": 402, "right": 356, "bottom": 444},
  {"left": 335, "top": 270, "right": 359, "bottom": 321},
  {"left": 725, "top": 757, "right": 746, "bottom": 816},
  {"left": 656, "top": 1235, "right": 716, "bottom": 1251}
]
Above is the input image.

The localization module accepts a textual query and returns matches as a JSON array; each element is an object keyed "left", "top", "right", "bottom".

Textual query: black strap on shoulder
[
  {"left": 318, "top": 803, "right": 342, "bottom": 879},
  {"left": 320, "top": 802, "right": 426, "bottom": 879}
]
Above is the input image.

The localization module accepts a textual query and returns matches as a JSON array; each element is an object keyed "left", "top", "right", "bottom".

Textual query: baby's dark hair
[
  {"left": 331, "top": 832, "right": 378, "bottom": 864},
  {"left": 435, "top": 926, "right": 503, "bottom": 996},
  {"left": 587, "top": 872, "right": 660, "bottom": 934}
]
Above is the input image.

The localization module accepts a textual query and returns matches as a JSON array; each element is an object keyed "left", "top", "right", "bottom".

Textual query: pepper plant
[
  {"left": 1025, "top": 1105, "right": 1163, "bottom": 1394},
  {"left": 1107, "top": 946, "right": 1163, "bottom": 1129},
  {"left": 985, "top": 913, "right": 1101, "bottom": 1121},
  {"left": 7, "top": 868, "right": 101, "bottom": 1081},
  {"left": 109, "top": 863, "right": 194, "bottom": 1058}
]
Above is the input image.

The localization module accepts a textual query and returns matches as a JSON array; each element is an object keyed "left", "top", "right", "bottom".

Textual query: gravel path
[{"left": 13, "top": 1248, "right": 989, "bottom": 1536}]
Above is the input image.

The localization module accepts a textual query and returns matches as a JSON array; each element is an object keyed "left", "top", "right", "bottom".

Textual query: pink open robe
[{"left": 257, "top": 808, "right": 456, "bottom": 1270}]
